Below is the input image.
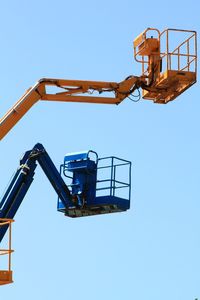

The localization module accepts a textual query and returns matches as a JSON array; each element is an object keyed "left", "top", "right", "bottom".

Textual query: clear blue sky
[{"left": 0, "top": 0, "right": 199, "bottom": 299}]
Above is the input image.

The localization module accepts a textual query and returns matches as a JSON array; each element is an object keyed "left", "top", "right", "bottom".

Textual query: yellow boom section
[{"left": 0, "top": 76, "right": 140, "bottom": 140}]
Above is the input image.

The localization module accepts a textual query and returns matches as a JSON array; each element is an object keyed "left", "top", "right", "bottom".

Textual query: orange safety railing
[
  {"left": 0, "top": 219, "right": 14, "bottom": 285},
  {"left": 134, "top": 28, "right": 197, "bottom": 78},
  {"left": 160, "top": 28, "right": 197, "bottom": 74}
]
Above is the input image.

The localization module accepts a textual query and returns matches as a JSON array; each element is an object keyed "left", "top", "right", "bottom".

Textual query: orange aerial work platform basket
[
  {"left": 0, "top": 219, "right": 14, "bottom": 285},
  {"left": 134, "top": 28, "right": 197, "bottom": 103}
]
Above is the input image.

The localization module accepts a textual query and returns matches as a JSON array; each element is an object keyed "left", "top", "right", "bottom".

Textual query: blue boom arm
[{"left": 0, "top": 143, "right": 73, "bottom": 242}]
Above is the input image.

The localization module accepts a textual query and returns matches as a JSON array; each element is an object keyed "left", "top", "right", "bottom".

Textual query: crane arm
[
  {"left": 0, "top": 143, "right": 74, "bottom": 242},
  {"left": 0, "top": 76, "right": 141, "bottom": 141}
]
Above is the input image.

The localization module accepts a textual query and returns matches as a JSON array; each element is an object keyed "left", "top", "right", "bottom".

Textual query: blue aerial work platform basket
[{"left": 57, "top": 150, "right": 131, "bottom": 217}]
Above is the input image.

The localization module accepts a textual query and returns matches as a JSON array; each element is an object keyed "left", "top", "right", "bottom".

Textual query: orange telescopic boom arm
[{"left": 0, "top": 76, "right": 141, "bottom": 140}]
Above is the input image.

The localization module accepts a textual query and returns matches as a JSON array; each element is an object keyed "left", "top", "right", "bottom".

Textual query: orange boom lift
[{"left": 0, "top": 28, "right": 197, "bottom": 141}]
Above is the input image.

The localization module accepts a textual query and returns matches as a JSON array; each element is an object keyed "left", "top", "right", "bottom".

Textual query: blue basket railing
[{"left": 96, "top": 156, "right": 131, "bottom": 201}]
